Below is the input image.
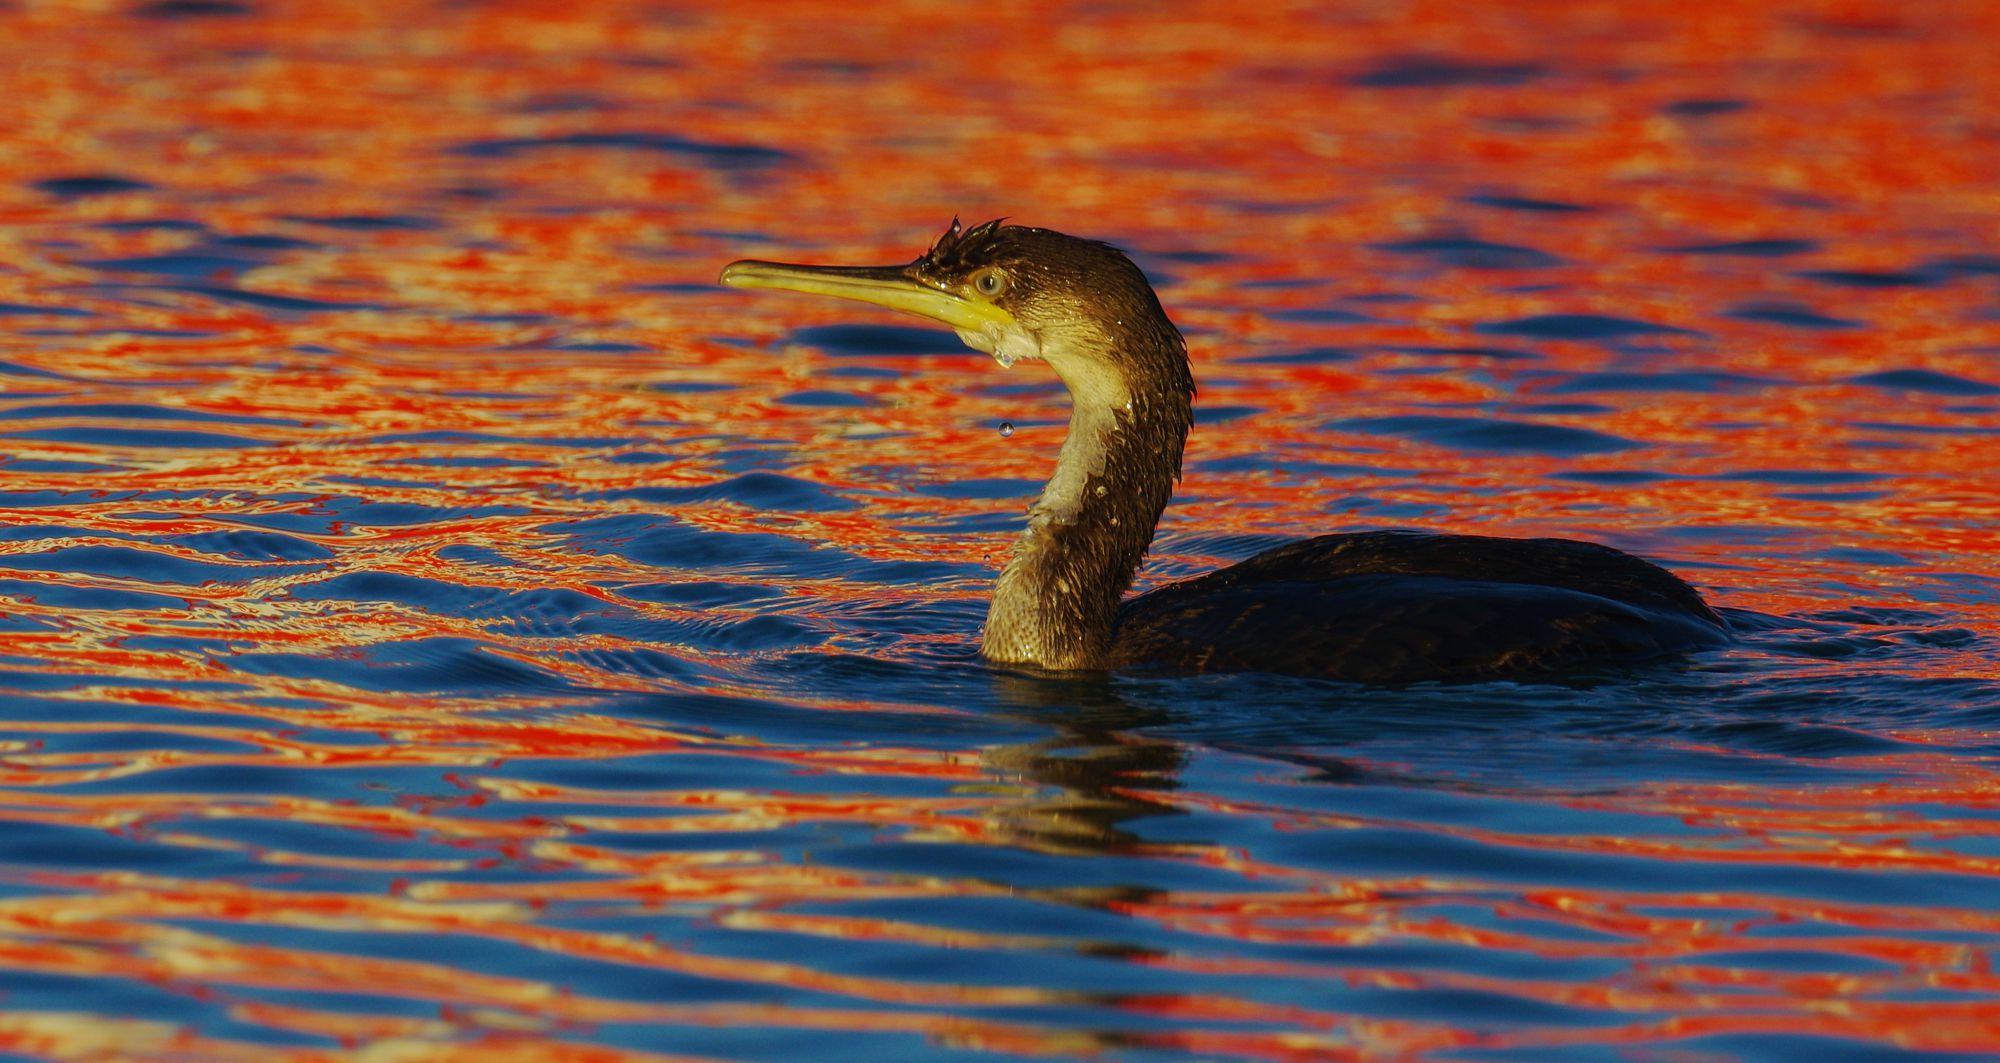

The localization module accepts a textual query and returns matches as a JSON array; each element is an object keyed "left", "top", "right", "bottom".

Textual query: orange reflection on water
[{"left": 2, "top": 0, "right": 2000, "bottom": 1058}]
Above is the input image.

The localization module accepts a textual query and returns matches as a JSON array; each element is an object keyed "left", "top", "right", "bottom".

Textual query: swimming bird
[{"left": 720, "top": 219, "right": 1728, "bottom": 682}]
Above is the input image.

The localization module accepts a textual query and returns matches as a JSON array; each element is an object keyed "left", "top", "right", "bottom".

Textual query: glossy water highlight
[{"left": 2, "top": 1, "right": 1999, "bottom": 1059}]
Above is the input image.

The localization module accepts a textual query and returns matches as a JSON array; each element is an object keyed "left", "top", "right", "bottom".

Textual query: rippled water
[{"left": 2, "top": 1, "right": 1998, "bottom": 1059}]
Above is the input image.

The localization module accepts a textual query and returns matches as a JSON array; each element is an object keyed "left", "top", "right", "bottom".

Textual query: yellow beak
[{"left": 719, "top": 260, "right": 1015, "bottom": 333}]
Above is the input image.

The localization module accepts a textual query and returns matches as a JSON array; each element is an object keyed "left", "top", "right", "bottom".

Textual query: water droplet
[
  {"left": 998, "top": 421, "right": 1015, "bottom": 438},
  {"left": 1109, "top": 516, "right": 1120, "bottom": 527},
  {"left": 994, "top": 351, "right": 1017, "bottom": 369},
  {"left": 1094, "top": 484, "right": 1107, "bottom": 496}
]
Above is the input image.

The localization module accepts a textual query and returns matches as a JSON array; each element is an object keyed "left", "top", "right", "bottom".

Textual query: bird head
[{"left": 720, "top": 219, "right": 1188, "bottom": 401}]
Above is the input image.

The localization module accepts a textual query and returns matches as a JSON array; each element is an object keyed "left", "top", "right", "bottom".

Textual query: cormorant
[{"left": 720, "top": 219, "right": 1728, "bottom": 682}]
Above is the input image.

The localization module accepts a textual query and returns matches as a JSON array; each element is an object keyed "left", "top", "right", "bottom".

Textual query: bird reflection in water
[{"left": 975, "top": 673, "right": 1187, "bottom": 859}]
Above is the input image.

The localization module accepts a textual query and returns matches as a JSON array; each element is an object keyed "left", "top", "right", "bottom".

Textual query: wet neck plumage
[{"left": 980, "top": 355, "right": 1189, "bottom": 671}]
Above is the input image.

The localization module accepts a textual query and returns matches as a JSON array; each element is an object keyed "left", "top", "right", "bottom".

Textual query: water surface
[{"left": 1, "top": 1, "right": 1998, "bottom": 1059}]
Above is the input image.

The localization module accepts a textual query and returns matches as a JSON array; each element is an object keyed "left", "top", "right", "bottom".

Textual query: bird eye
[{"left": 972, "top": 269, "right": 1009, "bottom": 298}]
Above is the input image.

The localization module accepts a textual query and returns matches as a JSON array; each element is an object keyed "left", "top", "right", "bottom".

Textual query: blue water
[{"left": 3, "top": 2, "right": 2000, "bottom": 1059}]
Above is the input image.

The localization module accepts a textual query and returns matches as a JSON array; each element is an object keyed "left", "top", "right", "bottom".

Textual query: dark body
[{"left": 1112, "top": 530, "right": 1728, "bottom": 683}]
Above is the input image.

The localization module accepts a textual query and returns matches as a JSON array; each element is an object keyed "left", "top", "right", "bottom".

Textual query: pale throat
[{"left": 954, "top": 323, "right": 1133, "bottom": 526}]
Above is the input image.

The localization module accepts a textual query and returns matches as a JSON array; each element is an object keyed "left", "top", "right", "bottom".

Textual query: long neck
[{"left": 981, "top": 357, "right": 1191, "bottom": 671}]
